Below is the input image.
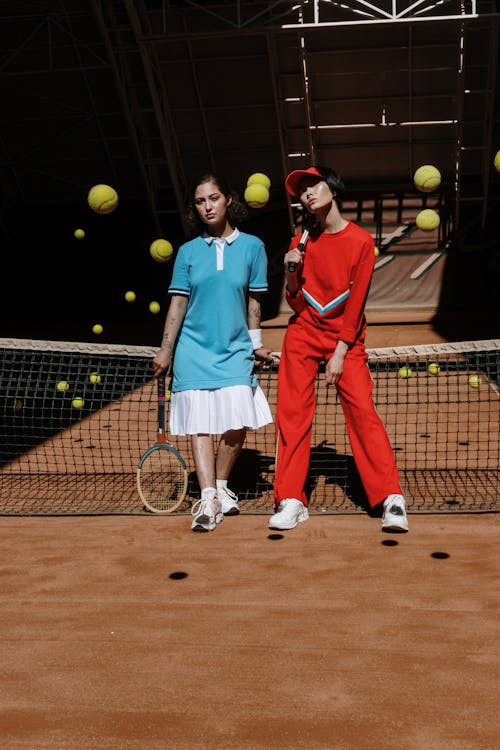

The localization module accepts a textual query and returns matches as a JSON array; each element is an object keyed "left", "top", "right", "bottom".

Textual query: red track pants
[{"left": 274, "top": 320, "right": 402, "bottom": 509}]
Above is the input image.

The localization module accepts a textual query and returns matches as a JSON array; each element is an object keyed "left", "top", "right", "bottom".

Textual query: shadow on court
[{"left": 0, "top": 513, "right": 498, "bottom": 749}]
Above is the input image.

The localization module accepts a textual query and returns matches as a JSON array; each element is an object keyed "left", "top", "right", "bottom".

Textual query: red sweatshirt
[{"left": 285, "top": 221, "right": 375, "bottom": 346}]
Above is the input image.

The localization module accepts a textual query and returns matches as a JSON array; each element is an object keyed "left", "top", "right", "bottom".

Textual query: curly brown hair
[{"left": 184, "top": 173, "right": 248, "bottom": 237}]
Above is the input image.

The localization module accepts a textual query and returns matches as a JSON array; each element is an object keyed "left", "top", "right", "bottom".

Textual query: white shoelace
[
  {"left": 191, "top": 497, "right": 217, "bottom": 517},
  {"left": 219, "top": 487, "right": 238, "bottom": 501}
]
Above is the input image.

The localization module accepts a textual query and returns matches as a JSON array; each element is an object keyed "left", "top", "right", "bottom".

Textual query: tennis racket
[
  {"left": 137, "top": 376, "right": 188, "bottom": 513},
  {"left": 287, "top": 228, "right": 309, "bottom": 272}
]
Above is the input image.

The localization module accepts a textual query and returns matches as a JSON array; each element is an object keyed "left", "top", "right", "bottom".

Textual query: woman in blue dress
[{"left": 153, "top": 173, "right": 273, "bottom": 532}]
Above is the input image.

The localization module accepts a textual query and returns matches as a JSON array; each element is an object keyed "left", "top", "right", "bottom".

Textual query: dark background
[{"left": 0, "top": 196, "right": 291, "bottom": 346}]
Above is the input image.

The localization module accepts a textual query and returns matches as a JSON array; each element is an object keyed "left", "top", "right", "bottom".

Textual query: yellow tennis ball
[
  {"left": 89, "top": 372, "right": 101, "bottom": 384},
  {"left": 427, "top": 362, "right": 440, "bottom": 375},
  {"left": 244, "top": 183, "right": 269, "bottom": 208},
  {"left": 468, "top": 375, "right": 482, "bottom": 388},
  {"left": 398, "top": 365, "right": 412, "bottom": 379},
  {"left": 149, "top": 301, "right": 160, "bottom": 314},
  {"left": 247, "top": 172, "right": 271, "bottom": 190},
  {"left": 413, "top": 165, "right": 441, "bottom": 193},
  {"left": 416, "top": 209, "right": 440, "bottom": 231},
  {"left": 56, "top": 380, "right": 69, "bottom": 392},
  {"left": 374, "top": 246, "right": 380, "bottom": 257},
  {"left": 165, "top": 390, "right": 171, "bottom": 402},
  {"left": 74, "top": 228, "right": 85, "bottom": 240},
  {"left": 87, "top": 184, "right": 118, "bottom": 214},
  {"left": 92, "top": 323, "right": 103, "bottom": 335},
  {"left": 150, "top": 239, "right": 173, "bottom": 262},
  {"left": 494, "top": 150, "right": 500, "bottom": 173},
  {"left": 125, "top": 290, "right": 136, "bottom": 303},
  {"left": 13, "top": 398, "right": 23, "bottom": 411},
  {"left": 72, "top": 397, "right": 85, "bottom": 409}
]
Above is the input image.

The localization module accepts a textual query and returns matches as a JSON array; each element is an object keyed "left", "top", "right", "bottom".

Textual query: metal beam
[
  {"left": 89, "top": 0, "right": 162, "bottom": 234},
  {"left": 480, "top": 22, "right": 498, "bottom": 226},
  {"left": 124, "top": 0, "right": 189, "bottom": 235},
  {"left": 266, "top": 32, "right": 295, "bottom": 233}
]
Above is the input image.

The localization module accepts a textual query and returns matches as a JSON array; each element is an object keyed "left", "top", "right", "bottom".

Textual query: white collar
[{"left": 202, "top": 228, "right": 240, "bottom": 245}]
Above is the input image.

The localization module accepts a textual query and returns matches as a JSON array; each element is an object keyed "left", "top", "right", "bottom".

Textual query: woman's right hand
[
  {"left": 284, "top": 247, "right": 304, "bottom": 272},
  {"left": 152, "top": 347, "right": 171, "bottom": 378}
]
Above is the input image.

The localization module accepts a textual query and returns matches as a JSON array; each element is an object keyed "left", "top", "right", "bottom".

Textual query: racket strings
[{"left": 138, "top": 447, "right": 187, "bottom": 512}]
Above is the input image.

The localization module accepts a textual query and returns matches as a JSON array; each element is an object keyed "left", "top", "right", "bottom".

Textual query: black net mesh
[{"left": 1, "top": 337, "right": 498, "bottom": 515}]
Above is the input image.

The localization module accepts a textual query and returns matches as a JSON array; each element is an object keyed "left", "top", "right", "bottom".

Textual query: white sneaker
[
  {"left": 191, "top": 492, "right": 223, "bottom": 532},
  {"left": 381, "top": 494, "right": 409, "bottom": 533},
  {"left": 218, "top": 487, "right": 240, "bottom": 516},
  {"left": 268, "top": 498, "right": 309, "bottom": 530}
]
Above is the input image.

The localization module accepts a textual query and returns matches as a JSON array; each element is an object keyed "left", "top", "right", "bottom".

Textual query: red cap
[{"left": 285, "top": 166, "right": 323, "bottom": 198}]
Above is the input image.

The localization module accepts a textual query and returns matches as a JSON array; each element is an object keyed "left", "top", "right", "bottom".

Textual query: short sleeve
[
  {"left": 168, "top": 244, "right": 190, "bottom": 297},
  {"left": 248, "top": 239, "right": 268, "bottom": 294}
]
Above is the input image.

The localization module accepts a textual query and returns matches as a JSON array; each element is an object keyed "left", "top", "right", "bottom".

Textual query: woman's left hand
[{"left": 325, "top": 341, "right": 348, "bottom": 385}]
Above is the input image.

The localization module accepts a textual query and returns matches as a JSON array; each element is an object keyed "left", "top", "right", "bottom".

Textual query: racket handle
[
  {"left": 157, "top": 376, "right": 166, "bottom": 398},
  {"left": 156, "top": 375, "right": 167, "bottom": 442},
  {"left": 287, "top": 228, "right": 309, "bottom": 274}
]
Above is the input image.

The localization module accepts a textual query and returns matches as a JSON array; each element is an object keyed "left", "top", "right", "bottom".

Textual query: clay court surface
[
  {"left": 1, "top": 512, "right": 498, "bottom": 750},
  {"left": 1, "top": 323, "right": 498, "bottom": 748}
]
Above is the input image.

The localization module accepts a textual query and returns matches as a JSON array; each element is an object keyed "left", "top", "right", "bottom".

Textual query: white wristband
[{"left": 249, "top": 328, "right": 263, "bottom": 350}]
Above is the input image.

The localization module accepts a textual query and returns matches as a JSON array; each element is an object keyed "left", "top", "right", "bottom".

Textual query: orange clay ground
[
  {"left": 1, "top": 320, "right": 498, "bottom": 749},
  {"left": 0, "top": 512, "right": 498, "bottom": 750}
]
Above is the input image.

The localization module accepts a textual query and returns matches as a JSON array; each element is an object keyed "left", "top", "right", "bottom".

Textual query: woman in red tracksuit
[{"left": 270, "top": 166, "right": 409, "bottom": 533}]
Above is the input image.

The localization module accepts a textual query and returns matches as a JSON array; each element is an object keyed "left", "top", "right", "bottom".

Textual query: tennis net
[{"left": 0, "top": 337, "right": 498, "bottom": 515}]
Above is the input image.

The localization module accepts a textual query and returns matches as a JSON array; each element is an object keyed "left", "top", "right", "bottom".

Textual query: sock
[
  {"left": 216, "top": 479, "right": 228, "bottom": 491},
  {"left": 201, "top": 487, "right": 217, "bottom": 500}
]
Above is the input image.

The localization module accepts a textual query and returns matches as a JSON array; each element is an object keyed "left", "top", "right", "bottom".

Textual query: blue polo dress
[{"left": 167, "top": 228, "right": 273, "bottom": 435}]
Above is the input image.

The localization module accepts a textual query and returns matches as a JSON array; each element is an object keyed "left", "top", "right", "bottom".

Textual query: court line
[
  {"left": 410, "top": 251, "right": 444, "bottom": 280},
  {"left": 374, "top": 255, "right": 396, "bottom": 271}
]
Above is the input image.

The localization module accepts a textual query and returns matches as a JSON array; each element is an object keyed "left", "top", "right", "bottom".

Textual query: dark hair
[
  {"left": 184, "top": 172, "right": 248, "bottom": 237},
  {"left": 317, "top": 166, "right": 345, "bottom": 209}
]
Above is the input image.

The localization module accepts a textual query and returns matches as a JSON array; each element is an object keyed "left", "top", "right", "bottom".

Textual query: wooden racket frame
[{"left": 136, "top": 376, "right": 188, "bottom": 514}]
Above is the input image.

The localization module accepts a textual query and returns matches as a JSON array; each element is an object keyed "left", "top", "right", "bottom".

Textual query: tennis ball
[
  {"left": 89, "top": 372, "right": 101, "bottom": 384},
  {"left": 416, "top": 209, "right": 440, "bottom": 231},
  {"left": 427, "top": 362, "right": 440, "bottom": 375},
  {"left": 247, "top": 172, "right": 271, "bottom": 190},
  {"left": 87, "top": 184, "right": 118, "bottom": 214},
  {"left": 149, "top": 301, "right": 160, "bottom": 314},
  {"left": 468, "top": 375, "right": 482, "bottom": 388},
  {"left": 74, "top": 228, "right": 85, "bottom": 240},
  {"left": 92, "top": 323, "right": 103, "bottom": 335},
  {"left": 125, "top": 290, "right": 136, "bottom": 303},
  {"left": 398, "top": 365, "right": 412, "bottom": 379},
  {"left": 374, "top": 246, "right": 380, "bottom": 257},
  {"left": 72, "top": 397, "right": 84, "bottom": 409},
  {"left": 165, "top": 390, "right": 171, "bottom": 402},
  {"left": 413, "top": 165, "right": 441, "bottom": 193},
  {"left": 494, "top": 150, "right": 500, "bottom": 173},
  {"left": 56, "top": 380, "right": 69, "bottom": 392},
  {"left": 13, "top": 398, "right": 23, "bottom": 411},
  {"left": 244, "top": 183, "right": 269, "bottom": 208},
  {"left": 150, "top": 239, "right": 173, "bottom": 262}
]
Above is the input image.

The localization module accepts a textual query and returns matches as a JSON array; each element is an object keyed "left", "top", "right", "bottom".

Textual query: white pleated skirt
[{"left": 169, "top": 384, "right": 273, "bottom": 436}]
